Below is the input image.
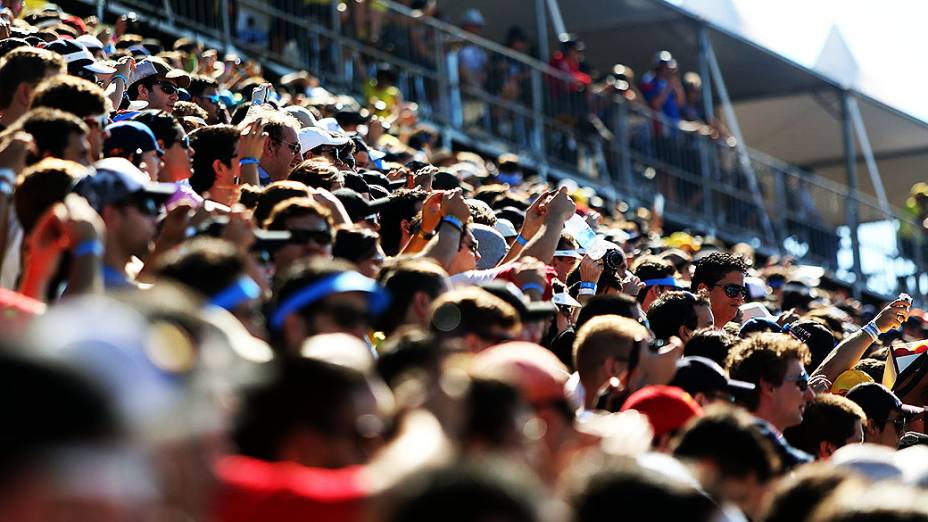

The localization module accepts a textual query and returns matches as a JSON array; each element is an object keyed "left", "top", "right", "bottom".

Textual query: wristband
[
  {"left": 112, "top": 73, "right": 129, "bottom": 84},
  {"left": 578, "top": 287, "right": 596, "bottom": 296},
  {"left": 578, "top": 281, "right": 597, "bottom": 296},
  {"left": 514, "top": 234, "right": 528, "bottom": 247},
  {"left": 419, "top": 229, "right": 436, "bottom": 240},
  {"left": 441, "top": 215, "right": 464, "bottom": 232},
  {"left": 521, "top": 283, "right": 545, "bottom": 294},
  {"left": 73, "top": 239, "right": 104, "bottom": 258},
  {"left": 0, "top": 168, "right": 14, "bottom": 185},
  {"left": 862, "top": 322, "right": 880, "bottom": 342},
  {"left": 0, "top": 180, "right": 12, "bottom": 197},
  {"left": 238, "top": 157, "right": 259, "bottom": 166}
]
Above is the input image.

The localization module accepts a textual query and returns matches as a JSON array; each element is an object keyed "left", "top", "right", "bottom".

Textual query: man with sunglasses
[
  {"left": 127, "top": 57, "right": 191, "bottom": 112},
  {"left": 263, "top": 197, "right": 334, "bottom": 275},
  {"left": 72, "top": 157, "right": 174, "bottom": 288},
  {"left": 243, "top": 108, "right": 301, "bottom": 185},
  {"left": 188, "top": 75, "right": 225, "bottom": 124},
  {"left": 726, "top": 332, "right": 815, "bottom": 467},
  {"left": 846, "top": 382, "right": 922, "bottom": 448},
  {"left": 692, "top": 251, "right": 749, "bottom": 329},
  {"left": 103, "top": 120, "right": 164, "bottom": 180},
  {"left": 131, "top": 110, "right": 192, "bottom": 182}
]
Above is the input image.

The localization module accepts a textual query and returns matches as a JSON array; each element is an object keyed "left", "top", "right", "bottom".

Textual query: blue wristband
[
  {"left": 521, "top": 283, "right": 545, "bottom": 294},
  {"left": 73, "top": 239, "right": 104, "bottom": 258},
  {"left": 441, "top": 215, "right": 464, "bottom": 232},
  {"left": 239, "top": 157, "right": 259, "bottom": 166},
  {"left": 515, "top": 234, "right": 528, "bottom": 246},
  {"left": 112, "top": 73, "right": 128, "bottom": 84},
  {"left": 579, "top": 281, "right": 597, "bottom": 290},
  {"left": 862, "top": 322, "right": 880, "bottom": 342}
]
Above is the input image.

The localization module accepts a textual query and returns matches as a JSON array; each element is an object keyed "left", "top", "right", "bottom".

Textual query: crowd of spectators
[{"left": 4, "top": 2, "right": 928, "bottom": 522}]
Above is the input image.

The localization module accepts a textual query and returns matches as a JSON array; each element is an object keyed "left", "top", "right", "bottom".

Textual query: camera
[{"left": 602, "top": 249, "right": 625, "bottom": 273}]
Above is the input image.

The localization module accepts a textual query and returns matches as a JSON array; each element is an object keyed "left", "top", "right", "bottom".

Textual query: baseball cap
[
  {"left": 315, "top": 117, "right": 345, "bottom": 135},
  {"left": 283, "top": 105, "right": 318, "bottom": 129},
  {"left": 846, "top": 382, "right": 922, "bottom": 421},
  {"left": 480, "top": 281, "right": 557, "bottom": 323},
  {"left": 739, "top": 317, "right": 782, "bottom": 338},
  {"left": 45, "top": 38, "right": 116, "bottom": 74},
  {"left": 669, "top": 356, "right": 755, "bottom": 398},
  {"left": 103, "top": 120, "right": 164, "bottom": 157},
  {"left": 75, "top": 34, "right": 104, "bottom": 52},
  {"left": 620, "top": 385, "right": 703, "bottom": 439},
  {"left": 493, "top": 218, "right": 518, "bottom": 240},
  {"left": 432, "top": 171, "right": 461, "bottom": 191},
  {"left": 298, "top": 127, "right": 350, "bottom": 155},
  {"left": 334, "top": 109, "right": 370, "bottom": 129},
  {"left": 332, "top": 188, "right": 393, "bottom": 222},
  {"left": 471, "top": 224, "right": 508, "bottom": 269},
  {"left": 128, "top": 57, "right": 191, "bottom": 88},
  {"left": 831, "top": 369, "right": 874, "bottom": 395},
  {"left": 786, "top": 320, "right": 836, "bottom": 358},
  {"left": 342, "top": 171, "right": 370, "bottom": 195},
  {"left": 72, "top": 157, "right": 175, "bottom": 211},
  {"left": 471, "top": 342, "right": 570, "bottom": 404}
]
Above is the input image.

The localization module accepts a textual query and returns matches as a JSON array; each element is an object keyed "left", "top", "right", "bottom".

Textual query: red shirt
[{"left": 212, "top": 455, "right": 367, "bottom": 522}]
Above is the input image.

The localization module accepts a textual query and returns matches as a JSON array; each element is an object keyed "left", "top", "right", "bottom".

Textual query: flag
[{"left": 883, "top": 340, "right": 928, "bottom": 389}]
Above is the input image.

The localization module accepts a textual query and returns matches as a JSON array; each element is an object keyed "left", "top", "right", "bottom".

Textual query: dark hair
[
  {"left": 463, "top": 378, "right": 525, "bottom": 450},
  {"left": 467, "top": 200, "right": 498, "bottom": 226},
  {"left": 0, "top": 345, "right": 119, "bottom": 487},
  {"left": 188, "top": 124, "right": 239, "bottom": 194},
  {"left": 633, "top": 258, "right": 676, "bottom": 304},
  {"left": 30, "top": 74, "right": 110, "bottom": 117},
  {"left": 332, "top": 226, "right": 380, "bottom": 263},
  {"left": 13, "top": 158, "right": 86, "bottom": 234},
  {"left": 264, "top": 197, "right": 332, "bottom": 233},
  {"left": 761, "top": 463, "right": 861, "bottom": 522},
  {"left": 233, "top": 357, "right": 368, "bottom": 461},
  {"left": 12, "top": 107, "right": 88, "bottom": 162},
  {"left": 379, "top": 188, "right": 428, "bottom": 256},
  {"left": 671, "top": 405, "right": 781, "bottom": 483},
  {"left": 187, "top": 74, "right": 219, "bottom": 98},
  {"left": 575, "top": 294, "right": 640, "bottom": 331},
  {"left": 691, "top": 251, "right": 748, "bottom": 291},
  {"left": 172, "top": 101, "right": 209, "bottom": 120},
  {"left": 386, "top": 462, "right": 539, "bottom": 522},
  {"left": 430, "top": 287, "right": 520, "bottom": 340},
  {"left": 376, "top": 258, "right": 448, "bottom": 335},
  {"left": 725, "top": 333, "right": 811, "bottom": 411},
  {"left": 288, "top": 160, "right": 342, "bottom": 191},
  {"left": 854, "top": 358, "right": 885, "bottom": 383},
  {"left": 684, "top": 328, "right": 737, "bottom": 367},
  {"left": 154, "top": 237, "right": 245, "bottom": 297},
  {"left": 570, "top": 458, "right": 718, "bottom": 522},
  {"left": 376, "top": 328, "right": 442, "bottom": 387},
  {"left": 0, "top": 47, "right": 64, "bottom": 109},
  {"left": 783, "top": 394, "right": 865, "bottom": 457},
  {"left": 253, "top": 181, "right": 310, "bottom": 226},
  {"left": 131, "top": 110, "right": 185, "bottom": 148},
  {"left": 647, "top": 291, "right": 709, "bottom": 341}
]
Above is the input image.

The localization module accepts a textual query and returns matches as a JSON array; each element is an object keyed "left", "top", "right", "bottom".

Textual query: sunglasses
[
  {"left": 127, "top": 194, "right": 162, "bottom": 217},
  {"left": 314, "top": 303, "right": 372, "bottom": 330},
  {"left": 276, "top": 139, "right": 301, "bottom": 155},
  {"left": 197, "top": 94, "right": 221, "bottom": 104},
  {"left": 714, "top": 283, "right": 749, "bottom": 299},
  {"left": 461, "top": 239, "right": 478, "bottom": 255},
  {"left": 155, "top": 81, "right": 179, "bottom": 95},
  {"left": 174, "top": 135, "right": 190, "bottom": 149},
  {"left": 784, "top": 371, "right": 810, "bottom": 392},
  {"left": 290, "top": 229, "right": 332, "bottom": 246}
]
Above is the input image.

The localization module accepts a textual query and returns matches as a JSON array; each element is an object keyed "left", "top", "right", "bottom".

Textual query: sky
[{"left": 671, "top": 0, "right": 928, "bottom": 122}]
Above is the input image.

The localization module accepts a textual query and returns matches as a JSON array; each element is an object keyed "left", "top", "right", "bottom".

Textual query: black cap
[
  {"left": 362, "top": 171, "right": 391, "bottom": 190},
  {"left": 496, "top": 206, "right": 525, "bottom": 229},
  {"left": 480, "top": 282, "right": 556, "bottom": 322},
  {"left": 786, "top": 320, "right": 836, "bottom": 360},
  {"left": 368, "top": 184, "right": 390, "bottom": 200},
  {"left": 845, "top": 382, "right": 921, "bottom": 421},
  {"left": 332, "top": 188, "right": 393, "bottom": 222},
  {"left": 669, "top": 356, "right": 755, "bottom": 397},
  {"left": 432, "top": 171, "right": 460, "bottom": 191},
  {"left": 335, "top": 109, "right": 370, "bottom": 128},
  {"left": 343, "top": 171, "right": 370, "bottom": 195}
]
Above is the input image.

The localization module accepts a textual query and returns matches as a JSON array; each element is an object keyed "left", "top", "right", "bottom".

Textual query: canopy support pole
[
  {"left": 842, "top": 91, "right": 864, "bottom": 299},
  {"left": 702, "top": 29, "right": 778, "bottom": 248},
  {"left": 847, "top": 95, "right": 892, "bottom": 218},
  {"left": 546, "top": 0, "right": 567, "bottom": 38},
  {"left": 534, "top": 0, "right": 549, "bottom": 62}
]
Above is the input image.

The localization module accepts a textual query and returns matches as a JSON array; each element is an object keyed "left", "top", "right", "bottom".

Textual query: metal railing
[{"left": 92, "top": 0, "right": 928, "bottom": 301}]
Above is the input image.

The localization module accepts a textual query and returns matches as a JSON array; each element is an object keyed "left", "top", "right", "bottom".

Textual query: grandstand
[{"left": 66, "top": 0, "right": 928, "bottom": 303}]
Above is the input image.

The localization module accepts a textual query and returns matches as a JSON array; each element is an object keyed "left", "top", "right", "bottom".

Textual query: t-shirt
[
  {"left": 212, "top": 455, "right": 367, "bottom": 522},
  {"left": 639, "top": 72, "right": 681, "bottom": 123}
]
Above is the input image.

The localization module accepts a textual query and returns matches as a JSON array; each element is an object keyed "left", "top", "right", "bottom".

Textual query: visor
[{"left": 270, "top": 271, "right": 389, "bottom": 329}]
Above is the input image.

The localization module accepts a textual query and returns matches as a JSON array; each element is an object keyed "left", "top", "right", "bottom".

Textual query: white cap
[
  {"left": 493, "top": 218, "right": 518, "bottom": 238},
  {"left": 76, "top": 34, "right": 104, "bottom": 51},
  {"left": 315, "top": 117, "right": 345, "bottom": 134},
  {"left": 298, "top": 127, "right": 349, "bottom": 155}
]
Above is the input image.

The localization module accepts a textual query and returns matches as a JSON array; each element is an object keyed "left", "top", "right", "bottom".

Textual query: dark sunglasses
[
  {"left": 83, "top": 113, "right": 110, "bottom": 129},
  {"left": 290, "top": 229, "right": 332, "bottom": 246},
  {"left": 315, "top": 303, "right": 372, "bottom": 329},
  {"left": 127, "top": 194, "right": 162, "bottom": 216},
  {"left": 276, "top": 139, "right": 301, "bottom": 155},
  {"left": 197, "top": 94, "right": 221, "bottom": 104},
  {"left": 155, "top": 81, "right": 179, "bottom": 95},
  {"left": 174, "top": 135, "right": 190, "bottom": 149},
  {"left": 784, "top": 371, "right": 810, "bottom": 392},
  {"left": 714, "top": 283, "right": 748, "bottom": 299}
]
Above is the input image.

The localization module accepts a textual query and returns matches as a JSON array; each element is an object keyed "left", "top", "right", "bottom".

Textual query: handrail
[{"left": 377, "top": 0, "right": 582, "bottom": 85}]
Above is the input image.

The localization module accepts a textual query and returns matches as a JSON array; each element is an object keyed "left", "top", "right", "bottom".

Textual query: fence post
[
  {"left": 446, "top": 49, "right": 463, "bottom": 130},
  {"left": 841, "top": 91, "right": 864, "bottom": 299},
  {"left": 220, "top": 0, "right": 232, "bottom": 51},
  {"left": 612, "top": 100, "right": 634, "bottom": 204},
  {"left": 530, "top": 68, "right": 544, "bottom": 159},
  {"left": 697, "top": 137, "right": 716, "bottom": 233}
]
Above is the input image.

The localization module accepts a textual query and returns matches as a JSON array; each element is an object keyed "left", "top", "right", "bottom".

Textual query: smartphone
[{"left": 251, "top": 84, "right": 270, "bottom": 106}]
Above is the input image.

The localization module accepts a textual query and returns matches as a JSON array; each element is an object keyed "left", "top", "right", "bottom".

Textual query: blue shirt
[
  {"left": 640, "top": 72, "right": 681, "bottom": 123},
  {"left": 258, "top": 165, "right": 272, "bottom": 186}
]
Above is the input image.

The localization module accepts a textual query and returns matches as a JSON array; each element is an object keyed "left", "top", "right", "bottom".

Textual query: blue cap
[
  {"left": 739, "top": 317, "right": 782, "bottom": 338},
  {"left": 104, "top": 121, "right": 164, "bottom": 157}
]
